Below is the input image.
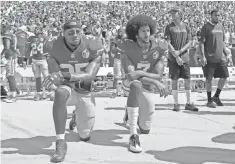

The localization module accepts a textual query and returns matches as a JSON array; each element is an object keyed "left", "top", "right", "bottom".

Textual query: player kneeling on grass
[
  {"left": 115, "top": 15, "right": 169, "bottom": 153},
  {"left": 42, "top": 20, "right": 104, "bottom": 163}
]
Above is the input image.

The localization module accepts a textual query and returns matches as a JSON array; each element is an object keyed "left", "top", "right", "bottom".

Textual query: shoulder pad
[
  {"left": 155, "top": 39, "right": 168, "bottom": 51},
  {"left": 2, "top": 32, "right": 12, "bottom": 40},
  {"left": 87, "top": 35, "right": 104, "bottom": 51},
  {"left": 118, "top": 38, "right": 135, "bottom": 47},
  {"left": 123, "top": 38, "right": 134, "bottom": 43}
]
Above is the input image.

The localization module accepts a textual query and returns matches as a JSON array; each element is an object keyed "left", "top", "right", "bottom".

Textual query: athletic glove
[{"left": 42, "top": 71, "right": 64, "bottom": 90}]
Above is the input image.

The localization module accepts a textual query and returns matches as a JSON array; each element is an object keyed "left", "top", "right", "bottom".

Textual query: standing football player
[
  {"left": 116, "top": 15, "right": 169, "bottom": 153},
  {"left": 42, "top": 20, "right": 103, "bottom": 163},
  {"left": 15, "top": 26, "right": 29, "bottom": 68},
  {"left": 1, "top": 25, "right": 18, "bottom": 103},
  {"left": 25, "top": 27, "right": 49, "bottom": 101},
  {"left": 112, "top": 28, "right": 127, "bottom": 97},
  {"left": 164, "top": 8, "right": 199, "bottom": 112},
  {"left": 199, "top": 9, "right": 230, "bottom": 108}
]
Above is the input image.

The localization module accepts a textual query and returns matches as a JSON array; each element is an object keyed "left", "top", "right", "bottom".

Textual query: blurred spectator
[{"left": 1, "top": 1, "right": 234, "bottom": 66}]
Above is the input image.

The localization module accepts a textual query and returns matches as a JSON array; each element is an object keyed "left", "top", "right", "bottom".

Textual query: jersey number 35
[{"left": 60, "top": 63, "right": 89, "bottom": 73}]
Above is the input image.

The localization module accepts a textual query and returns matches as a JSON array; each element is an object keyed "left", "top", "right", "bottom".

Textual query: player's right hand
[
  {"left": 199, "top": 56, "right": 207, "bottom": 67},
  {"left": 154, "top": 81, "right": 169, "bottom": 98},
  {"left": 176, "top": 56, "right": 183, "bottom": 66},
  {"left": 0, "top": 57, "right": 7, "bottom": 65},
  {"left": 42, "top": 72, "right": 64, "bottom": 90}
]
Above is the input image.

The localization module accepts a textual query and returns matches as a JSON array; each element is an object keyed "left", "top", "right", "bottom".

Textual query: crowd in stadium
[{"left": 1, "top": 2, "right": 235, "bottom": 62}]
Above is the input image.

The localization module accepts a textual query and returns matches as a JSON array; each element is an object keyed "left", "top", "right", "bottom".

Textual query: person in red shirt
[
  {"left": 15, "top": 27, "right": 29, "bottom": 68},
  {"left": 1, "top": 25, "right": 18, "bottom": 103},
  {"left": 199, "top": 9, "right": 230, "bottom": 108},
  {"left": 26, "top": 27, "right": 49, "bottom": 101},
  {"left": 115, "top": 15, "right": 169, "bottom": 153},
  {"left": 42, "top": 20, "right": 104, "bottom": 163}
]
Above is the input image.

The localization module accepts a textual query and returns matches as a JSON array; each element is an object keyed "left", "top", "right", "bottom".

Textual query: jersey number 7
[{"left": 137, "top": 63, "right": 150, "bottom": 71}]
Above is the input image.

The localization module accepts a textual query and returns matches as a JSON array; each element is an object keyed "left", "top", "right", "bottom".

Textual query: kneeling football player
[
  {"left": 115, "top": 15, "right": 169, "bottom": 153},
  {"left": 42, "top": 20, "right": 104, "bottom": 163}
]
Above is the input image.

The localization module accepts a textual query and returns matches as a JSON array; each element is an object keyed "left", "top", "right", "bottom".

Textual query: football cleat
[
  {"left": 49, "top": 93, "right": 55, "bottom": 101},
  {"left": 173, "top": 104, "right": 180, "bottom": 112},
  {"left": 129, "top": 134, "right": 142, "bottom": 153},
  {"left": 4, "top": 95, "right": 17, "bottom": 103},
  {"left": 50, "top": 139, "right": 67, "bottom": 163},
  {"left": 34, "top": 94, "right": 43, "bottom": 101},
  {"left": 212, "top": 96, "right": 223, "bottom": 106}
]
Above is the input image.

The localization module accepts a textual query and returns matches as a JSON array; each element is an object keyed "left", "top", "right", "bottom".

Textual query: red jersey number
[
  {"left": 60, "top": 63, "right": 89, "bottom": 73},
  {"left": 137, "top": 63, "right": 150, "bottom": 71},
  {"left": 31, "top": 42, "right": 43, "bottom": 55}
]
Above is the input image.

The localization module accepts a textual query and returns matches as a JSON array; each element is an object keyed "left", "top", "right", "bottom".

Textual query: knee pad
[
  {"left": 79, "top": 130, "right": 92, "bottom": 142},
  {"left": 129, "top": 80, "right": 142, "bottom": 90},
  {"left": 54, "top": 87, "right": 70, "bottom": 100},
  {"left": 138, "top": 111, "right": 154, "bottom": 134},
  {"left": 138, "top": 120, "right": 151, "bottom": 134},
  {"left": 78, "top": 117, "right": 95, "bottom": 142},
  {"left": 139, "top": 127, "right": 150, "bottom": 134}
]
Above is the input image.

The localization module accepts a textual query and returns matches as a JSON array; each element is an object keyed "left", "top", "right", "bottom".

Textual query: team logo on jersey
[
  {"left": 82, "top": 49, "right": 90, "bottom": 58},
  {"left": 71, "top": 53, "right": 75, "bottom": 58},
  {"left": 153, "top": 51, "right": 159, "bottom": 59}
]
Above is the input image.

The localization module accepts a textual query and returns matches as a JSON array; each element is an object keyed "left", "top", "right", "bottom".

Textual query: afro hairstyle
[{"left": 125, "top": 14, "right": 156, "bottom": 42}]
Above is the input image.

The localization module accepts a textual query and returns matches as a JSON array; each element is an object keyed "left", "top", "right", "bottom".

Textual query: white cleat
[
  {"left": 129, "top": 134, "right": 142, "bottom": 153},
  {"left": 4, "top": 96, "right": 17, "bottom": 103}
]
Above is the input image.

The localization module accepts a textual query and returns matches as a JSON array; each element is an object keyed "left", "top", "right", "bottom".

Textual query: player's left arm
[
  {"left": 222, "top": 27, "right": 229, "bottom": 57},
  {"left": 129, "top": 40, "right": 167, "bottom": 81},
  {"left": 1, "top": 37, "right": 11, "bottom": 56},
  {"left": 179, "top": 25, "right": 192, "bottom": 54},
  {"left": 12, "top": 34, "right": 17, "bottom": 51},
  {"left": 25, "top": 38, "right": 32, "bottom": 59},
  {"left": 123, "top": 54, "right": 163, "bottom": 85},
  {"left": 138, "top": 58, "right": 165, "bottom": 81}
]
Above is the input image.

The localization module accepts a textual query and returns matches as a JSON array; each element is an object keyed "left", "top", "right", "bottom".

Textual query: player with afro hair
[
  {"left": 115, "top": 14, "right": 169, "bottom": 153},
  {"left": 125, "top": 14, "right": 156, "bottom": 42}
]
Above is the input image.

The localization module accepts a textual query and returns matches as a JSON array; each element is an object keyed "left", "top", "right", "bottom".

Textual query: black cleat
[
  {"left": 185, "top": 103, "right": 199, "bottom": 112},
  {"left": 50, "top": 139, "right": 67, "bottom": 163},
  {"left": 173, "top": 104, "right": 180, "bottom": 112},
  {"left": 206, "top": 101, "right": 217, "bottom": 108},
  {"left": 212, "top": 96, "right": 223, "bottom": 106}
]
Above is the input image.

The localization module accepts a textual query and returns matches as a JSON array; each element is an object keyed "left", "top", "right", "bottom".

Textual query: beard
[{"left": 137, "top": 36, "right": 150, "bottom": 44}]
